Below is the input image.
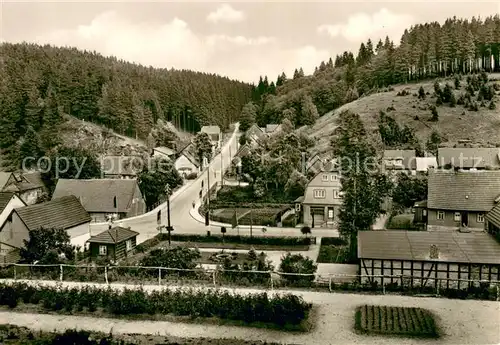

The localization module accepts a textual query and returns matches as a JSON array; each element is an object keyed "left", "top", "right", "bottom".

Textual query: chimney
[{"left": 429, "top": 244, "right": 439, "bottom": 259}]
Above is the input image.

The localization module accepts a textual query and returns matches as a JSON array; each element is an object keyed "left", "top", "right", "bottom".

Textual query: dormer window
[{"left": 322, "top": 174, "right": 328, "bottom": 181}]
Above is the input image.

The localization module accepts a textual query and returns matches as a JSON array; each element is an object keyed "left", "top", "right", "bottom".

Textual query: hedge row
[
  {"left": 166, "top": 233, "right": 313, "bottom": 246},
  {"left": 0, "top": 282, "right": 311, "bottom": 328}
]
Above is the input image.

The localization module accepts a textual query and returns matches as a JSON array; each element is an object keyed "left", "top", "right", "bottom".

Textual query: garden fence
[{"left": 1, "top": 263, "right": 499, "bottom": 300}]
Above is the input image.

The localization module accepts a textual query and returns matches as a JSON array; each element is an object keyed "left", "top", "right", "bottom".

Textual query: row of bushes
[
  {"left": 0, "top": 282, "right": 311, "bottom": 328},
  {"left": 157, "top": 233, "right": 313, "bottom": 246}
]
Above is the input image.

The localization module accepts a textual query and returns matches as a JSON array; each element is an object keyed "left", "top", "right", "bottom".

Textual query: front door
[{"left": 461, "top": 212, "right": 469, "bottom": 227}]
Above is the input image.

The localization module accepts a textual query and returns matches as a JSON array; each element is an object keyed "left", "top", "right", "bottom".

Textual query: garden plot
[{"left": 355, "top": 305, "right": 439, "bottom": 338}]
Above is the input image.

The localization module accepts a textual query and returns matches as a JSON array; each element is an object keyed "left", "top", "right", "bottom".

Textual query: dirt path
[{"left": 1, "top": 279, "right": 498, "bottom": 345}]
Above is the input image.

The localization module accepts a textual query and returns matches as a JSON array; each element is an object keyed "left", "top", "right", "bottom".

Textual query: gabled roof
[
  {"left": 101, "top": 156, "right": 140, "bottom": 176},
  {"left": 486, "top": 203, "right": 500, "bottom": 229},
  {"left": 178, "top": 142, "right": 200, "bottom": 168},
  {"left": 52, "top": 179, "right": 141, "bottom": 213},
  {"left": 427, "top": 170, "right": 500, "bottom": 211},
  {"left": 358, "top": 230, "right": 500, "bottom": 264},
  {"left": 383, "top": 150, "right": 417, "bottom": 170},
  {"left": 437, "top": 147, "right": 500, "bottom": 169},
  {"left": 15, "top": 195, "right": 91, "bottom": 231},
  {"left": 153, "top": 147, "right": 176, "bottom": 156},
  {"left": 0, "top": 172, "right": 13, "bottom": 190},
  {"left": 87, "top": 226, "right": 139, "bottom": 245},
  {"left": 303, "top": 171, "right": 342, "bottom": 205},
  {"left": 200, "top": 126, "right": 221, "bottom": 135},
  {"left": 0, "top": 192, "right": 16, "bottom": 214},
  {"left": 266, "top": 124, "right": 280, "bottom": 133},
  {"left": 246, "top": 124, "right": 266, "bottom": 142}
]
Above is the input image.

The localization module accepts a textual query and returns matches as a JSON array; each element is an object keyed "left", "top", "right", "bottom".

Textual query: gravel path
[{"left": 1, "top": 279, "right": 498, "bottom": 345}]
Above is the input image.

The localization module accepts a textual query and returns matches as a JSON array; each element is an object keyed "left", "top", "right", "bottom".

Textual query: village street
[{"left": 0, "top": 279, "right": 498, "bottom": 345}]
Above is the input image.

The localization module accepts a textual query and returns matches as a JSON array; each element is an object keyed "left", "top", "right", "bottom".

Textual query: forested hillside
[
  {"left": 250, "top": 15, "right": 500, "bottom": 127},
  {"left": 0, "top": 43, "right": 253, "bottom": 168}
]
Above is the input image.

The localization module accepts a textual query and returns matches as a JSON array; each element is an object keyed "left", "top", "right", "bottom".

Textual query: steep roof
[
  {"left": 87, "top": 226, "right": 139, "bottom": 244},
  {"left": 153, "top": 147, "right": 176, "bottom": 156},
  {"left": 15, "top": 196, "right": 91, "bottom": 231},
  {"left": 0, "top": 192, "right": 16, "bottom": 214},
  {"left": 358, "top": 230, "right": 500, "bottom": 264},
  {"left": 246, "top": 124, "right": 266, "bottom": 142},
  {"left": 201, "top": 126, "right": 221, "bottom": 135},
  {"left": 437, "top": 147, "right": 500, "bottom": 169},
  {"left": 52, "top": 179, "right": 141, "bottom": 213},
  {"left": 266, "top": 124, "right": 280, "bottom": 133},
  {"left": 486, "top": 203, "right": 500, "bottom": 229},
  {"left": 427, "top": 170, "right": 500, "bottom": 211},
  {"left": 101, "top": 156, "right": 141, "bottom": 176},
  {"left": 383, "top": 150, "right": 417, "bottom": 170},
  {"left": 0, "top": 172, "right": 13, "bottom": 190},
  {"left": 22, "top": 172, "right": 45, "bottom": 188},
  {"left": 303, "top": 171, "right": 342, "bottom": 205}
]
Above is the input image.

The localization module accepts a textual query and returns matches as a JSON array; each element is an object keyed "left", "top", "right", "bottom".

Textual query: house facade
[
  {"left": 0, "top": 192, "right": 26, "bottom": 264},
  {"left": 152, "top": 147, "right": 176, "bottom": 161},
  {"left": 87, "top": 226, "right": 139, "bottom": 262},
  {"left": 200, "top": 126, "right": 221, "bottom": 150},
  {"left": 0, "top": 196, "right": 91, "bottom": 262},
  {"left": 245, "top": 124, "right": 266, "bottom": 146},
  {"left": 437, "top": 147, "right": 500, "bottom": 170},
  {"left": 302, "top": 170, "right": 342, "bottom": 228},
  {"left": 427, "top": 170, "right": 500, "bottom": 231},
  {"left": 1, "top": 172, "right": 46, "bottom": 205},
  {"left": 175, "top": 142, "right": 200, "bottom": 176},
  {"left": 52, "top": 179, "right": 146, "bottom": 222}
]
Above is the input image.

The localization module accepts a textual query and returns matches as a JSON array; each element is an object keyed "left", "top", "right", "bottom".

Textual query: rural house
[
  {"left": 0, "top": 196, "right": 91, "bottom": 263},
  {"left": 245, "top": 124, "right": 266, "bottom": 146},
  {"left": 357, "top": 230, "right": 500, "bottom": 288},
  {"left": 52, "top": 179, "right": 146, "bottom": 222},
  {"left": 0, "top": 192, "right": 26, "bottom": 264},
  {"left": 265, "top": 124, "right": 282, "bottom": 135},
  {"left": 427, "top": 170, "right": 500, "bottom": 231},
  {"left": 152, "top": 146, "right": 176, "bottom": 161},
  {"left": 0, "top": 172, "right": 16, "bottom": 191},
  {"left": 301, "top": 169, "right": 342, "bottom": 228},
  {"left": 175, "top": 142, "right": 200, "bottom": 176},
  {"left": 437, "top": 147, "right": 500, "bottom": 170},
  {"left": 101, "top": 155, "right": 141, "bottom": 179},
  {"left": 1, "top": 172, "right": 46, "bottom": 205},
  {"left": 415, "top": 156, "right": 438, "bottom": 174},
  {"left": 87, "top": 226, "right": 139, "bottom": 262},
  {"left": 200, "top": 125, "right": 221, "bottom": 150},
  {"left": 382, "top": 150, "right": 417, "bottom": 177}
]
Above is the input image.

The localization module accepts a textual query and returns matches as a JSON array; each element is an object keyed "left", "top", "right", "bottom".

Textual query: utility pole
[
  {"left": 206, "top": 156, "right": 211, "bottom": 235},
  {"left": 250, "top": 203, "right": 253, "bottom": 238},
  {"left": 165, "top": 183, "right": 173, "bottom": 247},
  {"left": 220, "top": 150, "right": 223, "bottom": 186}
]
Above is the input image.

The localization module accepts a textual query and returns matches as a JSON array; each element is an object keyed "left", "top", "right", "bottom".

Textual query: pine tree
[
  {"left": 19, "top": 125, "right": 43, "bottom": 169},
  {"left": 239, "top": 102, "right": 257, "bottom": 132},
  {"left": 300, "top": 95, "right": 319, "bottom": 125}
]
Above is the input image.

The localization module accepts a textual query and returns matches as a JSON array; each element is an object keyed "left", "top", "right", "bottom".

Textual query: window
[
  {"left": 313, "top": 189, "right": 326, "bottom": 198},
  {"left": 330, "top": 174, "right": 337, "bottom": 181},
  {"left": 477, "top": 213, "right": 485, "bottom": 223},
  {"left": 437, "top": 211, "right": 444, "bottom": 220},
  {"left": 322, "top": 174, "right": 328, "bottom": 181},
  {"left": 333, "top": 190, "right": 340, "bottom": 198},
  {"left": 423, "top": 209, "right": 427, "bottom": 216},
  {"left": 99, "top": 245, "right": 107, "bottom": 255},
  {"left": 454, "top": 212, "right": 461, "bottom": 222},
  {"left": 328, "top": 208, "right": 334, "bottom": 219},
  {"left": 126, "top": 240, "right": 133, "bottom": 251}
]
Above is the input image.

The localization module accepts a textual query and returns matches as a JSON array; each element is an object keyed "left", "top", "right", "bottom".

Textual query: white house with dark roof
[
  {"left": 0, "top": 196, "right": 91, "bottom": 262},
  {"left": 382, "top": 150, "right": 417, "bottom": 176},
  {"left": 427, "top": 170, "right": 500, "bottom": 231},
  {"left": 175, "top": 142, "right": 200, "bottom": 176},
  {"left": 1, "top": 171, "right": 46, "bottom": 205},
  {"left": 101, "top": 155, "right": 142, "bottom": 179},
  {"left": 245, "top": 124, "right": 266, "bottom": 146},
  {"left": 437, "top": 147, "right": 500, "bottom": 170},
  {"left": 152, "top": 146, "right": 176, "bottom": 161},
  {"left": 0, "top": 192, "right": 26, "bottom": 230},
  {"left": 52, "top": 179, "right": 146, "bottom": 222},
  {"left": 301, "top": 169, "right": 342, "bottom": 228}
]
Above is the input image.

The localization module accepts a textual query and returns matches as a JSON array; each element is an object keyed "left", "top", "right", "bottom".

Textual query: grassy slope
[{"left": 308, "top": 74, "right": 500, "bottom": 154}]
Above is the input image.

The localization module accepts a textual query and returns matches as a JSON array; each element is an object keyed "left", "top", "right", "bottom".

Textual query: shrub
[
  {"left": 430, "top": 106, "right": 438, "bottom": 121},
  {"left": 469, "top": 101, "right": 479, "bottom": 111},
  {"left": 321, "top": 237, "right": 348, "bottom": 246},
  {"left": 0, "top": 282, "right": 312, "bottom": 328},
  {"left": 167, "top": 233, "right": 312, "bottom": 246},
  {"left": 489, "top": 101, "right": 496, "bottom": 110},
  {"left": 449, "top": 92, "right": 456, "bottom": 107},
  {"left": 279, "top": 253, "right": 317, "bottom": 285},
  {"left": 300, "top": 226, "right": 311, "bottom": 236},
  {"left": 281, "top": 213, "right": 296, "bottom": 227},
  {"left": 433, "top": 81, "right": 441, "bottom": 96},
  {"left": 387, "top": 214, "right": 417, "bottom": 230},
  {"left": 454, "top": 76, "right": 461, "bottom": 89}
]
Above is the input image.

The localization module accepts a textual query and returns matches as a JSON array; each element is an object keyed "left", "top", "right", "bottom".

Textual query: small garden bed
[
  {"left": 0, "top": 282, "right": 312, "bottom": 331},
  {"left": 209, "top": 207, "right": 284, "bottom": 226},
  {"left": 317, "top": 237, "right": 352, "bottom": 264},
  {"left": 198, "top": 250, "right": 267, "bottom": 265},
  {"left": 0, "top": 324, "right": 292, "bottom": 345},
  {"left": 215, "top": 185, "right": 294, "bottom": 204},
  {"left": 355, "top": 305, "right": 439, "bottom": 338},
  {"left": 173, "top": 241, "right": 309, "bottom": 251}
]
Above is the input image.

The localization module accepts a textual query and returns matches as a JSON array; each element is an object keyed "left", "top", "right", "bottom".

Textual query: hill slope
[
  {"left": 0, "top": 43, "right": 252, "bottom": 168},
  {"left": 308, "top": 74, "right": 500, "bottom": 154}
]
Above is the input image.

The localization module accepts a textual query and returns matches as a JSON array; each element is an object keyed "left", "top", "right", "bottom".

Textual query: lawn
[
  {"left": 210, "top": 207, "right": 285, "bottom": 226},
  {"left": 174, "top": 241, "right": 309, "bottom": 251},
  {"left": 355, "top": 305, "right": 439, "bottom": 338},
  {"left": 317, "top": 237, "right": 350, "bottom": 264}
]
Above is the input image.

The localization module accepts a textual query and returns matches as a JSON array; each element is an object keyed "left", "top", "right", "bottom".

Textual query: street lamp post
[{"left": 164, "top": 184, "right": 174, "bottom": 247}]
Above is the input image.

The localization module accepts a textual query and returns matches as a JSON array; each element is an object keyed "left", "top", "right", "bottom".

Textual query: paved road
[
  {"left": 1, "top": 279, "right": 498, "bottom": 345},
  {"left": 72, "top": 125, "right": 240, "bottom": 248}
]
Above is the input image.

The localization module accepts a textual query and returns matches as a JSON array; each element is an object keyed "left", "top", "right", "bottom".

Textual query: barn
[{"left": 357, "top": 230, "right": 500, "bottom": 290}]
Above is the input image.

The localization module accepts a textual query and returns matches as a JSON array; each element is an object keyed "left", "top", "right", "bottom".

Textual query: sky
[{"left": 1, "top": 1, "right": 499, "bottom": 84}]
